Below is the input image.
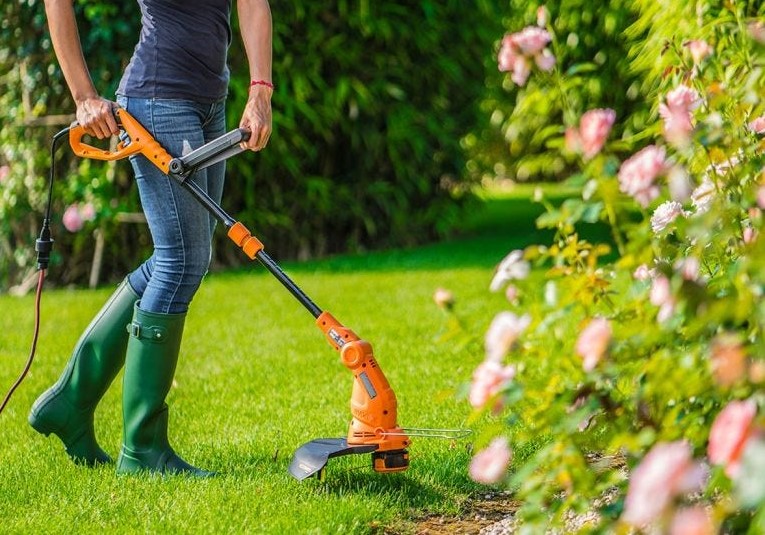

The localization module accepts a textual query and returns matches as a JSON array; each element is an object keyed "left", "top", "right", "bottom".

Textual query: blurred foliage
[
  {"left": 224, "top": 0, "right": 503, "bottom": 260},
  {"left": 465, "top": 0, "right": 654, "bottom": 184},
  {"left": 0, "top": 0, "right": 502, "bottom": 290},
  {"left": 448, "top": 0, "right": 765, "bottom": 532},
  {"left": 1, "top": 1, "right": 150, "bottom": 290}
]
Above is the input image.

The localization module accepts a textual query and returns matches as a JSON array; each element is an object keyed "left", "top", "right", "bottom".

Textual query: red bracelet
[{"left": 250, "top": 79, "right": 274, "bottom": 90}]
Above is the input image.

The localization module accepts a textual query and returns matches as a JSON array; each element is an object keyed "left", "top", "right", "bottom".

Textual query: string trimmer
[{"left": 3, "top": 108, "right": 466, "bottom": 480}]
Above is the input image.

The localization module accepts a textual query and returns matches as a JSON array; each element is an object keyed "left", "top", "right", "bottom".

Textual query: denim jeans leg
[
  {"left": 118, "top": 96, "right": 226, "bottom": 314},
  {"left": 200, "top": 99, "right": 227, "bottom": 243}
]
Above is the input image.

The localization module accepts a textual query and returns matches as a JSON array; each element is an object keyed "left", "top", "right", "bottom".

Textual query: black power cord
[{"left": 0, "top": 126, "right": 70, "bottom": 416}]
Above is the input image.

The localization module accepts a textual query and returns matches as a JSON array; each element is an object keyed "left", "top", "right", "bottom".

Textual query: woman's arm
[
  {"left": 236, "top": 0, "right": 273, "bottom": 152},
  {"left": 44, "top": 0, "right": 119, "bottom": 138}
]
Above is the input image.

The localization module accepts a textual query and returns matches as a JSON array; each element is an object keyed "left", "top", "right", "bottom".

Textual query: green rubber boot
[
  {"left": 29, "top": 278, "right": 139, "bottom": 466},
  {"left": 116, "top": 303, "right": 214, "bottom": 477}
]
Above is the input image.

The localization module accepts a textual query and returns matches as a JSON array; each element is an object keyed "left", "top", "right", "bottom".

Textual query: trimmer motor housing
[{"left": 286, "top": 311, "right": 411, "bottom": 480}]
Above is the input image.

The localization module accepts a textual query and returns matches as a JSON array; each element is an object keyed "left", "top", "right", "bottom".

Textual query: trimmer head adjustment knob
[{"left": 372, "top": 449, "right": 409, "bottom": 473}]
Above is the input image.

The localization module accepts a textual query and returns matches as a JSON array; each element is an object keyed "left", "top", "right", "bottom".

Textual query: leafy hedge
[
  {"left": 0, "top": 0, "right": 503, "bottom": 290},
  {"left": 223, "top": 0, "right": 504, "bottom": 259}
]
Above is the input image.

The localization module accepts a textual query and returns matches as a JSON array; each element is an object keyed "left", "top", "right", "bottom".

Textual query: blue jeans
[{"left": 116, "top": 96, "right": 226, "bottom": 314}]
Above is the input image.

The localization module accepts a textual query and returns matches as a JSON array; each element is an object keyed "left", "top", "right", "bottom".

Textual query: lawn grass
[{"left": 0, "top": 184, "right": 599, "bottom": 533}]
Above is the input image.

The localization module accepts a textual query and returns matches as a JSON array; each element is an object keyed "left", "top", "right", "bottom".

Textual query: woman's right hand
[{"left": 75, "top": 96, "right": 120, "bottom": 139}]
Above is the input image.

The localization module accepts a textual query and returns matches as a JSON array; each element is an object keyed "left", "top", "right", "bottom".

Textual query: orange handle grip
[{"left": 69, "top": 108, "right": 173, "bottom": 174}]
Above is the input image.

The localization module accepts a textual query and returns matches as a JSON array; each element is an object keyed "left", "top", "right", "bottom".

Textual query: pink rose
[
  {"left": 650, "top": 275, "right": 675, "bottom": 323},
  {"left": 498, "top": 27, "right": 556, "bottom": 87},
  {"left": 498, "top": 34, "right": 520, "bottom": 72},
  {"left": 656, "top": 302, "right": 674, "bottom": 324},
  {"left": 484, "top": 311, "right": 531, "bottom": 362},
  {"left": 710, "top": 335, "right": 747, "bottom": 388},
  {"left": 469, "top": 360, "right": 516, "bottom": 410},
  {"left": 575, "top": 317, "right": 612, "bottom": 372},
  {"left": 579, "top": 108, "right": 616, "bottom": 159},
  {"left": 622, "top": 441, "right": 707, "bottom": 527},
  {"left": 568, "top": 108, "right": 616, "bottom": 160},
  {"left": 79, "top": 202, "right": 96, "bottom": 222},
  {"left": 62, "top": 204, "right": 84, "bottom": 233},
  {"left": 510, "top": 56, "right": 532, "bottom": 86},
  {"left": 661, "top": 106, "right": 695, "bottom": 146},
  {"left": 469, "top": 437, "right": 512, "bottom": 484},
  {"left": 490, "top": 250, "right": 530, "bottom": 292},
  {"left": 668, "top": 166, "right": 693, "bottom": 202},
  {"left": 499, "top": 34, "right": 533, "bottom": 86},
  {"left": 675, "top": 256, "right": 701, "bottom": 282},
  {"left": 659, "top": 86, "right": 701, "bottom": 147},
  {"left": 708, "top": 399, "right": 758, "bottom": 478},
  {"left": 743, "top": 226, "right": 757, "bottom": 244},
  {"left": 649, "top": 275, "right": 671, "bottom": 306},
  {"left": 504, "top": 284, "right": 518, "bottom": 303},
  {"left": 433, "top": 287, "right": 454, "bottom": 310},
  {"left": 633, "top": 264, "right": 654, "bottom": 281},
  {"left": 618, "top": 145, "right": 667, "bottom": 208},
  {"left": 651, "top": 201, "right": 685, "bottom": 233},
  {"left": 691, "top": 177, "right": 715, "bottom": 214},
  {"left": 670, "top": 507, "right": 714, "bottom": 535},
  {"left": 685, "top": 40, "right": 713, "bottom": 65},
  {"left": 513, "top": 26, "right": 551, "bottom": 55},
  {"left": 565, "top": 126, "right": 581, "bottom": 154},
  {"left": 749, "top": 21, "right": 765, "bottom": 44},
  {"left": 748, "top": 115, "right": 765, "bottom": 134},
  {"left": 536, "top": 5, "right": 549, "bottom": 27},
  {"left": 534, "top": 48, "right": 556, "bottom": 72},
  {"left": 664, "top": 85, "right": 702, "bottom": 112}
]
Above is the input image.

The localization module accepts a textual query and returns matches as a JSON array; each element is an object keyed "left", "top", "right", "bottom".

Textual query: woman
[{"left": 29, "top": 0, "right": 273, "bottom": 477}]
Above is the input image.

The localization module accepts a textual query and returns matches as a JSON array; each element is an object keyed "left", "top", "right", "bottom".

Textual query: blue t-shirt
[{"left": 117, "top": 0, "right": 232, "bottom": 102}]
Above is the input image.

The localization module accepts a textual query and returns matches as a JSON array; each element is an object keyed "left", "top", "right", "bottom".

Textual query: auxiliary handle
[
  {"left": 69, "top": 108, "right": 173, "bottom": 173},
  {"left": 168, "top": 128, "right": 251, "bottom": 178}
]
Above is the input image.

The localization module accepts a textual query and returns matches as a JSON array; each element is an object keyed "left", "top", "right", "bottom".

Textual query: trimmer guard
[{"left": 289, "top": 438, "right": 377, "bottom": 481}]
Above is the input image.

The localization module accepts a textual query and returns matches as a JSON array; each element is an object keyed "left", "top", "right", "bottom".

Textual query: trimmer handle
[{"left": 69, "top": 108, "right": 173, "bottom": 173}]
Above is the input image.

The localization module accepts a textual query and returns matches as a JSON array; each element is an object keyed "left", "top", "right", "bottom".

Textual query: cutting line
[{"left": 383, "top": 428, "right": 472, "bottom": 439}]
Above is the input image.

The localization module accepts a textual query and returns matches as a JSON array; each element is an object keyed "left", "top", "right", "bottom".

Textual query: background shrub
[{"left": 465, "top": 0, "right": 653, "bottom": 184}]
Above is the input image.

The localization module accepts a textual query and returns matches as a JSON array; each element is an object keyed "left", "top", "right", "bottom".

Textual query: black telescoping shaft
[
  {"left": 179, "top": 177, "right": 323, "bottom": 319},
  {"left": 255, "top": 250, "right": 323, "bottom": 319},
  {"left": 182, "top": 179, "right": 237, "bottom": 228}
]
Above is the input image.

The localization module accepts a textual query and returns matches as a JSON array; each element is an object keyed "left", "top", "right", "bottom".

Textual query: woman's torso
[{"left": 117, "top": 0, "right": 233, "bottom": 103}]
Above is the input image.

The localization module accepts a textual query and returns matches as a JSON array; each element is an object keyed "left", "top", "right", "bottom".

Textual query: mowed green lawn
[{"left": 0, "top": 186, "right": 585, "bottom": 533}]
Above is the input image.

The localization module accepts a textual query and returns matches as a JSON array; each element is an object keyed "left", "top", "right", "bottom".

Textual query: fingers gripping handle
[{"left": 69, "top": 108, "right": 173, "bottom": 173}]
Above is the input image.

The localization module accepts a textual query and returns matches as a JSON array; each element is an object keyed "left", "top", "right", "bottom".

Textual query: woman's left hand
[{"left": 239, "top": 84, "right": 273, "bottom": 152}]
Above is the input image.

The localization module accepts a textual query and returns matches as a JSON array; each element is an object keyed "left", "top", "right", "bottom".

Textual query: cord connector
[{"left": 35, "top": 219, "right": 54, "bottom": 271}]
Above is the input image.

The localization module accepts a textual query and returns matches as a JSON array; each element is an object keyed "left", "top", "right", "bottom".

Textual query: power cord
[{"left": 0, "top": 126, "right": 70, "bottom": 416}]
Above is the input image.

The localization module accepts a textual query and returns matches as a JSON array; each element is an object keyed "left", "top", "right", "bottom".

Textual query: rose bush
[{"left": 440, "top": 1, "right": 765, "bottom": 531}]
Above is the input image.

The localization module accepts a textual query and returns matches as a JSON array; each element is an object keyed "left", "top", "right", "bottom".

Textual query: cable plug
[{"left": 35, "top": 219, "right": 54, "bottom": 271}]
